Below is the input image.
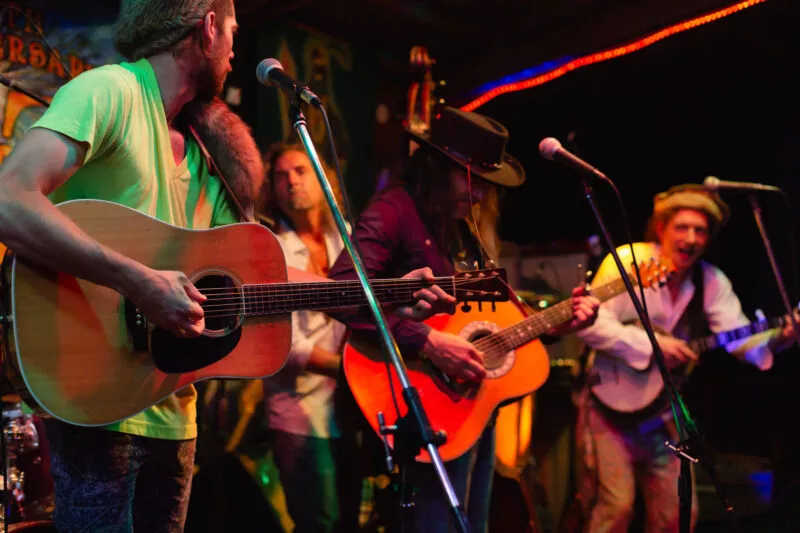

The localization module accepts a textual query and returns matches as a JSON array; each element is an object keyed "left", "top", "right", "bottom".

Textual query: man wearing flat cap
[{"left": 574, "top": 184, "right": 795, "bottom": 532}]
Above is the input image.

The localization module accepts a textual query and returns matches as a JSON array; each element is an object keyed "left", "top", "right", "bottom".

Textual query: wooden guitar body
[
  {"left": 8, "top": 200, "right": 290, "bottom": 426},
  {"left": 344, "top": 299, "right": 550, "bottom": 463}
]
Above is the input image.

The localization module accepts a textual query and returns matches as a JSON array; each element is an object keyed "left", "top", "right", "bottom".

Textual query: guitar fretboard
[
  {"left": 690, "top": 317, "right": 786, "bottom": 353},
  {"left": 240, "top": 278, "right": 456, "bottom": 315},
  {"left": 473, "top": 275, "right": 633, "bottom": 353}
]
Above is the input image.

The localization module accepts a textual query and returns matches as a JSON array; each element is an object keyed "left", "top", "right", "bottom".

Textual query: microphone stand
[
  {"left": 0, "top": 74, "right": 49, "bottom": 107},
  {"left": 748, "top": 193, "right": 800, "bottom": 344},
  {"left": 287, "top": 99, "right": 470, "bottom": 533},
  {"left": 578, "top": 180, "right": 741, "bottom": 533}
]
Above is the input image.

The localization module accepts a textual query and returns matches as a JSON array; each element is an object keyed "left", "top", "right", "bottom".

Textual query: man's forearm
[{"left": 0, "top": 187, "right": 145, "bottom": 298}]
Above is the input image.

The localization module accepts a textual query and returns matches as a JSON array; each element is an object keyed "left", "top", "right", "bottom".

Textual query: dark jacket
[{"left": 328, "top": 185, "right": 457, "bottom": 356}]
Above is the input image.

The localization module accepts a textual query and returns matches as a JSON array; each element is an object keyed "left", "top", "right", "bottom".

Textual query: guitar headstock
[
  {"left": 453, "top": 268, "right": 509, "bottom": 303},
  {"left": 630, "top": 258, "right": 676, "bottom": 289}
]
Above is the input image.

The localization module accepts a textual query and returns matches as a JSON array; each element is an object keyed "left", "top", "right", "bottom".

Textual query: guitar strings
[
  {"left": 198, "top": 279, "right": 499, "bottom": 303},
  {"left": 200, "top": 287, "right": 499, "bottom": 319},
  {"left": 196, "top": 276, "right": 502, "bottom": 313},
  {"left": 194, "top": 275, "right": 490, "bottom": 294},
  {"left": 472, "top": 269, "right": 665, "bottom": 367},
  {"left": 199, "top": 284, "right": 503, "bottom": 308}
]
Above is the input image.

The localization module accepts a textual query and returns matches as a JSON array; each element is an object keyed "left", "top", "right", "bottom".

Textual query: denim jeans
[
  {"left": 408, "top": 419, "right": 497, "bottom": 533},
  {"left": 576, "top": 403, "right": 698, "bottom": 533},
  {"left": 44, "top": 420, "right": 195, "bottom": 533}
]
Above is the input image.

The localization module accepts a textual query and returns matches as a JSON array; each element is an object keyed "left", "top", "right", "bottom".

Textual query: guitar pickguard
[{"left": 151, "top": 326, "right": 242, "bottom": 373}]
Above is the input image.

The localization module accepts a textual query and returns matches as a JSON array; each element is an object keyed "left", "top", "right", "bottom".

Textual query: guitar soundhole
[
  {"left": 194, "top": 273, "right": 242, "bottom": 336},
  {"left": 459, "top": 320, "right": 515, "bottom": 379},
  {"left": 469, "top": 331, "right": 502, "bottom": 370}
]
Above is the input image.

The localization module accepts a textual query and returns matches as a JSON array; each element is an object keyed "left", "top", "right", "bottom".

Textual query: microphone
[
  {"left": 539, "top": 137, "right": 608, "bottom": 181},
  {"left": 255, "top": 58, "right": 321, "bottom": 108},
  {"left": 703, "top": 176, "right": 781, "bottom": 193}
]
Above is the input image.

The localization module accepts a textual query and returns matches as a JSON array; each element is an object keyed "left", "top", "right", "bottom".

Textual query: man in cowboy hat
[
  {"left": 574, "top": 184, "right": 795, "bottom": 532},
  {"left": 329, "top": 106, "right": 600, "bottom": 533}
]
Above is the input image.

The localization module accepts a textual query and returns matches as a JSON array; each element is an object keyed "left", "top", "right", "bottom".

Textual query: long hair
[
  {"left": 398, "top": 147, "right": 501, "bottom": 263},
  {"left": 260, "top": 143, "right": 344, "bottom": 232},
  {"left": 114, "top": 0, "right": 232, "bottom": 61}
]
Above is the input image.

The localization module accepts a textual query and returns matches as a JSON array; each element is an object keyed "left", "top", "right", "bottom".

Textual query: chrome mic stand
[
  {"left": 747, "top": 193, "right": 800, "bottom": 344},
  {"left": 0, "top": 75, "right": 49, "bottom": 107},
  {"left": 288, "top": 99, "right": 471, "bottom": 533}
]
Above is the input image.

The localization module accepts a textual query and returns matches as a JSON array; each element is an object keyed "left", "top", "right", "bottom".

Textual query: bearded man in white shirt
[{"left": 257, "top": 143, "right": 358, "bottom": 533}]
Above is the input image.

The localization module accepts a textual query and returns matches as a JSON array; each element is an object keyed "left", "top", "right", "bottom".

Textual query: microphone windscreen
[
  {"left": 256, "top": 58, "right": 283, "bottom": 85},
  {"left": 538, "top": 137, "right": 562, "bottom": 161},
  {"left": 703, "top": 176, "right": 720, "bottom": 190}
]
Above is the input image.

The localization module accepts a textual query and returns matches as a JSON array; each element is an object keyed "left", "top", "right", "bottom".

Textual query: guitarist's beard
[{"left": 178, "top": 97, "right": 265, "bottom": 221}]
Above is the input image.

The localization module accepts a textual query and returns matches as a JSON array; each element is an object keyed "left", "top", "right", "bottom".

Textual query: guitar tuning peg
[
  {"left": 755, "top": 308, "right": 766, "bottom": 322},
  {"left": 485, "top": 259, "right": 497, "bottom": 268},
  {"left": 478, "top": 301, "right": 483, "bottom": 312},
  {"left": 461, "top": 302, "right": 472, "bottom": 313},
  {"left": 457, "top": 261, "right": 471, "bottom": 272},
  {"left": 491, "top": 301, "right": 496, "bottom": 312}
]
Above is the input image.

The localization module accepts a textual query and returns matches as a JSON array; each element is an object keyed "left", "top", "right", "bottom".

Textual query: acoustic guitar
[
  {"left": 343, "top": 258, "right": 674, "bottom": 462},
  {"left": 3, "top": 199, "right": 510, "bottom": 427},
  {"left": 590, "top": 310, "right": 796, "bottom": 414}
]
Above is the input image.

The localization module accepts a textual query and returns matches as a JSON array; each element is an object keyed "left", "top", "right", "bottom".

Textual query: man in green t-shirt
[
  {"left": 0, "top": 1, "right": 243, "bottom": 530},
  {"left": 0, "top": 0, "right": 452, "bottom": 531}
]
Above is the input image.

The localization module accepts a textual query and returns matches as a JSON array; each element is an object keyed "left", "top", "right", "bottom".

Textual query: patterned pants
[
  {"left": 44, "top": 420, "right": 196, "bottom": 533},
  {"left": 576, "top": 402, "right": 698, "bottom": 533}
]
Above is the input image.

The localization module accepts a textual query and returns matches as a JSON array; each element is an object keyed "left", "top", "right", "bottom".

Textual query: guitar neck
[
  {"left": 689, "top": 316, "right": 786, "bottom": 353},
  {"left": 484, "top": 276, "right": 630, "bottom": 352},
  {"left": 239, "top": 277, "right": 455, "bottom": 315}
]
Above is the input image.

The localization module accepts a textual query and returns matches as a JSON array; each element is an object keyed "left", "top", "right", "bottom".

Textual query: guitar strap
[
  {"left": 124, "top": 126, "right": 255, "bottom": 354},
  {"left": 187, "top": 124, "right": 253, "bottom": 223},
  {"left": 674, "top": 264, "right": 711, "bottom": 345}
]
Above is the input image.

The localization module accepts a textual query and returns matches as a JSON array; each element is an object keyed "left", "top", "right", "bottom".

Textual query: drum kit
[{"left": 0, "top": 393, "right": 55, "bottom": 532}]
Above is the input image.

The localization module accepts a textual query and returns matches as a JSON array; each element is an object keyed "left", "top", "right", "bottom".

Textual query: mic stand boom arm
[
  {"left": 578, "top": 180, "right": 741, "bottom": 533},
  {"left": 748, "top": 193, "right": 800, "bottom": 345},
  {"left": 288, "top": 100, "right": 471, "bottom": 533},
  {"left": 0, "top": 74, "right": 50, "bottom": 107}
]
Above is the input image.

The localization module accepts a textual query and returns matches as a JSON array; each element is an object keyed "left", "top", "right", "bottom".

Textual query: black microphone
[
  {"left": 255, "top": 58, "right": 321, "bottom": 108},
  {"left": 539, "top": 137, "right": 608, "bottom": 181},
  {"left": 703, "top": 176, "right": 781, "bottom": 193}
]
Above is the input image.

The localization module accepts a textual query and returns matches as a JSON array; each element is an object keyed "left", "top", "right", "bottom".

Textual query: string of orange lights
[{"left": 460, "top": 0, "right": 769, "bottom": 112}]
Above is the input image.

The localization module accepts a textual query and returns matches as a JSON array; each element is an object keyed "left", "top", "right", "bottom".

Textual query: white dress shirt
[
  {"left": 578, "top": 242, "right": 774, "bottom": 371},
  {"left": 263, "top": 221, "right": 347, "bottom": 438}
]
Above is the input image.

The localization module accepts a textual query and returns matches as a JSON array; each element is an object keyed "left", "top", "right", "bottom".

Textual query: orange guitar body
[{"left": 343, "top": 298, "right": 550, "bottom": 463}]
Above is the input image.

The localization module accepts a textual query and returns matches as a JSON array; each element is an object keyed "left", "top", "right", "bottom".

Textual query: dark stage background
[
  {"left": 231, "top": 0, "right": 800, "bottom": 520},
  {"left": 3, "top": 0, "right": 800, "bottom": 529},
  {"left": 474, "top": 0, "right": 800, "bottom": 476}
]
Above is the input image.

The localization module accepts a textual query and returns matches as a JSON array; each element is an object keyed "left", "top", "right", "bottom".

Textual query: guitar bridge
[{"left": 124, "top": 298, "right": 150, "bottom": 352}]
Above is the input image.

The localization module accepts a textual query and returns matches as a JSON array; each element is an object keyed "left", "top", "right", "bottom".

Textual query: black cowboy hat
[{"left": 406, "top": 106, "right": 526, "bottom": 187}]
